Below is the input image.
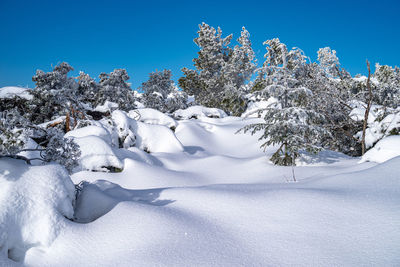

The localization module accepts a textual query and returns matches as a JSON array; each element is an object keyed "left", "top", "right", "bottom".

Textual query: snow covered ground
[{"left": 1, "top": 115, "right": 400, "bottom": 266}]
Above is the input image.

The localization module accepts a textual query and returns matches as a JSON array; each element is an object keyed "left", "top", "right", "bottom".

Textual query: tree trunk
[{"left": 361, "top": 60, "right": 372, "bottom": 155}]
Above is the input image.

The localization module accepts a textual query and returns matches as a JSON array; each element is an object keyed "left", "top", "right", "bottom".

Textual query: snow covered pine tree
[{"left": 239, "top": 38, "right": 328, "bottom": 166}]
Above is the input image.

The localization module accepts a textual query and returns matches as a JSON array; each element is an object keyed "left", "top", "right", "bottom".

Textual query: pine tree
[
  {"left": 97, "top": 69, "right": 136, "bottom": 111},
  {"left": 179, "top": 23, "right": 256, "bottom": 115},
  {"left": 30, "top": 62, "right": 80, "bottom": 125},
  {"left": 240, "top": 38, "right": 328, "bottom": 165}
]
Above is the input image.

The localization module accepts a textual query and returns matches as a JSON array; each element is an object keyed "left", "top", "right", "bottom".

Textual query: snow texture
[
  {"left": 174, "top": 105, "right": 227, "bottom": 119},
  {"left": 0, "top": 87, "right": 33, "bottom": 100},
  {"left": 0, "top": 159, "right": 74, "bottom": 263},
  {"left": 360, "top": 135, "right": 400, "bottom": 163},
  {"left": 128, "top": 108, "right": 178, "bottom": 129}
]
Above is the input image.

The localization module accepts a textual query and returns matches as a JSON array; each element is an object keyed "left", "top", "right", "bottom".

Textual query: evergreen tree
[
  {"left": 179, "top": 23, "right": 256, "bottom": 115},
  {"left": 97, "top": 69, "right": 136, "bottom": 111},
  {"left": 30, "top": 62, "right": 80, "bottom": 124},
  {"left": 240, "top": 38, "right": 328, "bottom": 165},
  {"left": 141, "top": 69, "right": 178, "bottom": 112}
]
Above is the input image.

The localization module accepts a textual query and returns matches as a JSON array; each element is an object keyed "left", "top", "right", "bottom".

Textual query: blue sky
[{"left": 0, "top": 0, "right": 399, "bottom": 89}]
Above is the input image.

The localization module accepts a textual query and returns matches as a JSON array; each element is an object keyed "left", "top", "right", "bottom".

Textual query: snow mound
[
  {"left": 0, "top": 158, "right": 74, "bottom": 263},
  {"left": 128, "top": 108, "right": 178, "bottom": 129},
  {"left": 65, "top": 125, "right": 112, "bottom": 144},
  {"left": 113, "top": 110, "right": 183, "bottom": 153},
  {"left": 360, "top": 135, "right": 400, "bottom": 163},
  {"left": 0, "top": 86, "right": 33, "bottom": 100},
  {"left": 136, "top": 122, "right": 184, "bottom": 153},
  {"left": 173, "top": 105, "right": 227, "bottom": 120},
  {"left": 73, "top": 136, "right": 123, "bottom": 172},
  {"left": 241, "top": 97, "right": 278, "bottom": 118},
  {"left": 94, "top": 101, "right": 118, "bottom": 113},
  {"left": 112, "top": 110, "right": 138, "bottom": 148}
]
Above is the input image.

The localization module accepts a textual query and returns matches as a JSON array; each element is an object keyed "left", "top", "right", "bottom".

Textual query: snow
[
  {"left": 65, "top": 125, "right": 112, "bottom": 144},
  {"left": 241, "top": 97, "right": 279, "bottom": 118},
  {"left": 0, "top": 86, "right": 33, "bottom": 100},
  {"left": 73, "top": 136, "right": 123, "bottom": 172},
  {"left": 94, "top": 100, "right": 118, "bottom": 113},
  {"left": 0, "top": 159, "right": 74, "bottom": 263},
  {"left": 173, "top": 105, "right": 227, "bottom": 119},
  {"left": 360, "top": 135, "right": 400, "bottom": 163},
  {"left": 2, "top": 109, "right": 400, "bottom": 266},
  {"left": 128, "top": 108, "right": 178, "bottom": 129}
]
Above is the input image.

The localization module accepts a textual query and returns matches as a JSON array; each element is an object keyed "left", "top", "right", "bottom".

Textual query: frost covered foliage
[
  {"left": 97, "top": 69, "right": 136, "bottom": 111},
  {"left": 141, "top": 70, "right": 188, "bottom": 113},
  {"left": 373, "top": 63, "right": 400, "bottom": 108},
  {"left": 179, "top": 23, "right": 256, "bottom": 115},
  {"left": 240, "top": 38, "right": 328, "bottom": 166},
  {"left": 0, "top": 109, "right": 27, "bottom": 156},
  {"left": 0, "top": 109, "right": 80, "bottom": 173},
  {"left": 30, "top": 62, "right": 81, "bottom": 124},
  {"left": 41, "top": 128, "right": 81, "bottom": 173}
]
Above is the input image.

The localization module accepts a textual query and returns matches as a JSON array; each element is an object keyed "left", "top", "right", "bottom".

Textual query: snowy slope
[{"left": 2, "top": 115, "right": 399, "bottom": 266}]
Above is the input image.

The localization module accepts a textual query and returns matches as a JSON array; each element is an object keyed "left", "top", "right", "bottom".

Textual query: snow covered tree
[
  {"left": 240, "top": 38, "right": 328, "bottom": 165},
  {"left": 76, "top": 71, "right": 98, "bottom": 108},
  {"left": 165, "top": 86, "right": 189, "bottom": 113},
  {"left": 373, "top": 63, "right": 400, "bottom": 108},
  {"left": 179, "top": 23, "right": 256, "bottom": 115},
  {"left": 141, "top": 69, "right": 177, "bottom": 112},
  {"left": 30, "top": 62, "right": 80, "bottom": 125},
  {"left": 97, "top": 69, "right": 136, "bottom": 111}
]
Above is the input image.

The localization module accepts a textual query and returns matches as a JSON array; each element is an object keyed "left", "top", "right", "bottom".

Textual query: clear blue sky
[{"left": 0, "top": 0, "right": 399, "bottom": 89}]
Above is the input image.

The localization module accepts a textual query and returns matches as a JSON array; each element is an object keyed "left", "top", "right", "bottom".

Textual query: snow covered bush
[{"left": 0, "top": 108, "right": 80, "bottom": 173}]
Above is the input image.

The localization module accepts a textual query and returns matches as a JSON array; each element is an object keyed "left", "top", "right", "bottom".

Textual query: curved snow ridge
[{"left": 0, "top": 158, "right": 75, "bottom": 263}]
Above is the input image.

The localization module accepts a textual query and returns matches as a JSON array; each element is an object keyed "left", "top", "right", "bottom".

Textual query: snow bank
[
  {"left": 0, "top": 86, "right": 33, "bottom": 100},
  {"left": 173, "top": 105, "right": 227, "bottom": 120},
  {"left": 0, "top": 158, "right": 75, "bottom": 263},
  {"left": 128, "top": 108, "right": 178, "bottom": 129},
  {"left": 360, "top": 135, "right": 400, "bottom": 163}
]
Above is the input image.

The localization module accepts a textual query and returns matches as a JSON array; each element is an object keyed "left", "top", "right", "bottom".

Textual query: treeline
[{"left": 1, "top": 22, "right": 399, "bottom": 168}]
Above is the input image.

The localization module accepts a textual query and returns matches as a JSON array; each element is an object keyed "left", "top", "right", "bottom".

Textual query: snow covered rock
[
  {"left": 65, "top": 125, "right": 112, "bottom": 144},
  {"left": 0, "top": 158, "right": 75, "bottom": 262},
  {"left": 0, "top": 86, "right": 33, "bottom": 100},
  {"left": 135, "top": 122, "right": 184, "bottom": 153},
  {"left": 73, "top": 136, "right": 123, "bottom": 172},
  {"left": 173, "top": 105, "right": 227, "bottom": 120},
  {"left": 128, "top": 108, "right": 178, "bottom": 129},
  {"left": 360, "top": 135, "right": 400, "bottom": 163}
]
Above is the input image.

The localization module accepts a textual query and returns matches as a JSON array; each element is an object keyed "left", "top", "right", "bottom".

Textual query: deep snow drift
[{"left": 1, "top": 112, "right": 399, "bottom": 266}]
